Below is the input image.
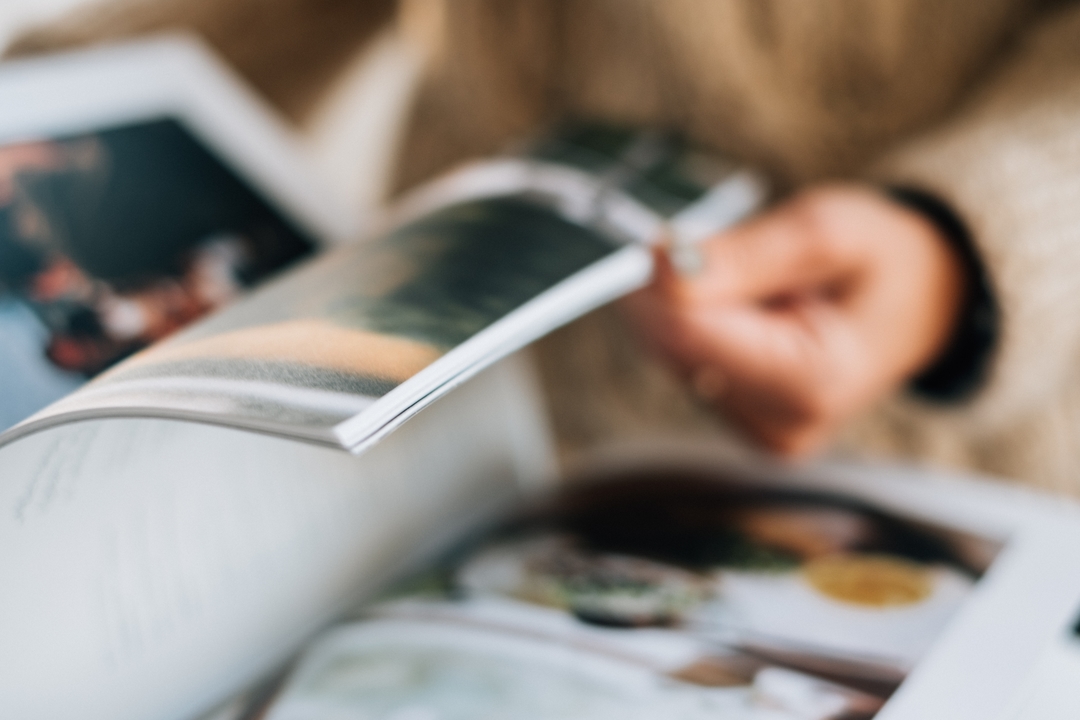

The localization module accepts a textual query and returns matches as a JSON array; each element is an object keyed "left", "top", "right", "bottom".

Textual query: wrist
[{"left": 885, "top": 186, "right": 998, "bottom": 402}]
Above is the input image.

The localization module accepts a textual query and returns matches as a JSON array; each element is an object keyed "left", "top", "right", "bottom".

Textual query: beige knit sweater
[{"left": 12, "top": 0, "right": 1080, "bottom": 493}]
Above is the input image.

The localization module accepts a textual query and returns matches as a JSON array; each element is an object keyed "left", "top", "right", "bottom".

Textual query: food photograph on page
[
  {"left": 0, "top": 118, "right": 315, "bottom": 429},
  {"left": 254, "top": 471, "right": 1000, "bottom": 720}
]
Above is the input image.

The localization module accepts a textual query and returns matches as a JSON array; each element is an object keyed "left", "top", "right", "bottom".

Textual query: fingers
[
  {"left": 675, "top": 297, "right": 870, "bottom": 452},
  {"left": 627, "top": 277, "right": 865, "bottom": 457},
  {"left": 667, "top": 186, "right": 876, "bottom": 308},
  {"left": 726, "top": 388, "right": 838, "bottom": 457}
]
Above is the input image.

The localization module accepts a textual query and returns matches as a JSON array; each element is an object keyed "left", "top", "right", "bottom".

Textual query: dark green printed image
[
  {"left": 329, "top": 197, "right": 617, "bottom": 350},
  {"left": 0, "top": 118, "right": 317, "bottom": 429}
]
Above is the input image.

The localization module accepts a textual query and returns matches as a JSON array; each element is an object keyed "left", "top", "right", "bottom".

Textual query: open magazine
[
  {"left": 0, "top": 114, "right": 763, "bottom": 452},
  {"left": 4, "top": 37, "right": 1080, "bottom": 720}
]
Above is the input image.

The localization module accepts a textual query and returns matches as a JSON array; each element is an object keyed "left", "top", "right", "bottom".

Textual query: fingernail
[{"left": 670, "top": 243, "right": 706, "bottom": 276}]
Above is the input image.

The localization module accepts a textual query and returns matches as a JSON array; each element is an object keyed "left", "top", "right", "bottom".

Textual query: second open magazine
[{"left": 235, "top": 463, "right": 1007, "bottom": 720}]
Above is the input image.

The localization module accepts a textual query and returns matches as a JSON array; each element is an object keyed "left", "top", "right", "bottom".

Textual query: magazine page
[
  {"left": 251, "top": 469, "right": 1001, "bottom": 720},
  {"left": 1, "top": 125, "right": 766, "bottom": 452},
  {"left": 0, "top": 117, "right": 317, "bottom": 430}
]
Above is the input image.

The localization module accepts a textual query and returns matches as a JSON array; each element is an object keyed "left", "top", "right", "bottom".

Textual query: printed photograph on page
[
  {"left": 252, "top": 469, "right": 1001, "bottom": 720},
  {"left": 0, "top": 118, "right": 315, "bottom": 430}
]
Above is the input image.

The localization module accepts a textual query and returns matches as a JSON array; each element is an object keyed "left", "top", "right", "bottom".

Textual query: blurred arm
[{"left": 874, "top": 4, "right": 1080, "bottom": 437}]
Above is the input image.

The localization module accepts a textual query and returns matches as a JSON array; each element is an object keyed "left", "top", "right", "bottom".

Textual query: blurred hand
[{"left": 623, "top": 184, "right": 965, "bottom": 457}]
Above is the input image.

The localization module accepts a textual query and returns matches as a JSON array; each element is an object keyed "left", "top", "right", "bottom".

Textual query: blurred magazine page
[
  {"left": 256, "top": 471, "right": 1000, "bottom": 720},
  {"left": 1, "top": 126, "right": 765, "bottom": 452},
  {"left": 0, "top": 118, "right": 316, "bottom": 429}
]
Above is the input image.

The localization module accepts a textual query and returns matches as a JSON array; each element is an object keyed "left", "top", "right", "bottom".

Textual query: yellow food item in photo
[{"left": 802, "top": 554, "right": 932, "bottom": 607}]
